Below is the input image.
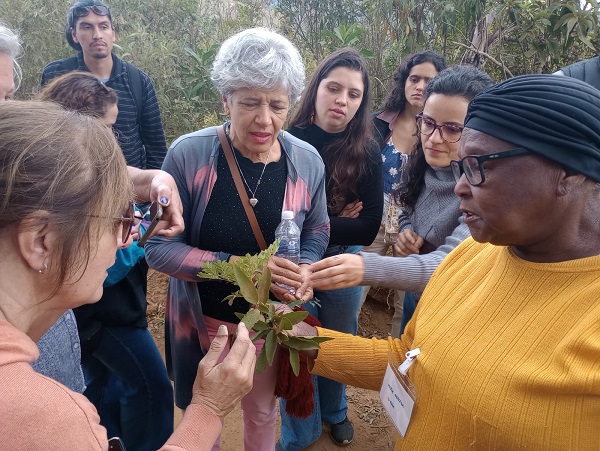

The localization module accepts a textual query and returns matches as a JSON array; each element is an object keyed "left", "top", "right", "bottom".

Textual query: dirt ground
[{"left": 147, "top": 270, "right": 397, "bottom": 451}]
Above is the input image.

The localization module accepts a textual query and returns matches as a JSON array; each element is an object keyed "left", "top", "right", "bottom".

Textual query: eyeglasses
[
  {"left": 416, "top": 113, "right": 464, "bottom": 143},
  {"left": 70, "top": 5, "right": 111, "bottom": 24},
  {"left": 115, "top": 202, "right": 137, "bottom": 244},
  {"left": 450, "top": 147, "right": 532, "bottom": 186},
  {"left": 88, "top": 202, "right": 135, "bottom": 244}
]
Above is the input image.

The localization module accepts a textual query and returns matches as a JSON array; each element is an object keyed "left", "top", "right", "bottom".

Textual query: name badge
[{"left": 380, "top": 349, "right": 420, "bottom": 437}]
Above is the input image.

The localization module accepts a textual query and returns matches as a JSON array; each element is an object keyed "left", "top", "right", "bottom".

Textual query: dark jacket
[
  {"left": 560, "top": 57, "right": 600, "bottom": 91},
  {"left": 41, "top": 52, "right": 168, "bottom": 169}
]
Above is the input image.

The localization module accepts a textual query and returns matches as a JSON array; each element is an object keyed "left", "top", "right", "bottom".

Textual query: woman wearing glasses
[
  {"left": 392, "top": 65, "right": 493, "bottom": 332},
  {"left": 364, "top": 51, "right": 445, "bottom": 337},
  {"left": 35, "top": 71, "right": 176, "bottom": 451},
  {"left": 310, "top": 65, "right": 493, "bottom": 334},
  {"left": 289, "top": 73, "right": 600, "bottom": 449},
  {"left": 0, "top": 101, "right": 255, "bottom": 450},
  {"left": 278, "top": 48, "right": 383, "bottom": 449}
]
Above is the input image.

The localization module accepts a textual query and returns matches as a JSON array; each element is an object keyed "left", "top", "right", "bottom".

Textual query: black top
[
  {"left": 287, "top": 124, "right": 383, "bottom": 246},
  {"left": 74, "top": 259, "right": 149, "bottom": 343},
  {"left": 198, "top": 146, "right": 286, "bottom": 323}
]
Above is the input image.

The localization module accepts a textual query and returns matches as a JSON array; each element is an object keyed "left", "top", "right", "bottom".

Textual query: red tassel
[{"left": 274, "top": 309, "right": 321, "bottom": 418}]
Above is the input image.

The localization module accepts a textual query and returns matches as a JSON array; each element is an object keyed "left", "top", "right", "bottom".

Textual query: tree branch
[{"left": 452, "top": 41, "right": 514, "bottom": 77}]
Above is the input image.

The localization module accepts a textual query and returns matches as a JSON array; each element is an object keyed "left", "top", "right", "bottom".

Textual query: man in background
[{"left": 41, "top": 0, "right": 168, "bottom": 168}]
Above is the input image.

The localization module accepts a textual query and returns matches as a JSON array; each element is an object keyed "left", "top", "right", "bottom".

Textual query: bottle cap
[{"left": 281, "top": 210, "right": 294, "bottom": 220}]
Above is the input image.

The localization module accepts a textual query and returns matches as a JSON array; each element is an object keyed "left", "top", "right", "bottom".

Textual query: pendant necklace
[{"left": 226, "top": 126, "right": 272, "bottom": 207}]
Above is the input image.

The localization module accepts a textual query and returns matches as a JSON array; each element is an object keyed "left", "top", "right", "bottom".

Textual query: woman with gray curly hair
[
  {"left": 145, "top": 28, "right": 330, "bottom": 450},
  {"left": 0, "top": 21, "right": 23, "bottom": 100}
]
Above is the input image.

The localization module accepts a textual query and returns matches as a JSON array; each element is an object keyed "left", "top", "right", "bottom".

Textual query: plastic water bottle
[{"left": 275, "top": 210, "right": 301, "bottom": 293}]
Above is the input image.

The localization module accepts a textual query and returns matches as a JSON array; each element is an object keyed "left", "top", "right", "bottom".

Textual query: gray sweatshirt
[{"left": 361, "top": 166, "right": 470, "bottom": 293}]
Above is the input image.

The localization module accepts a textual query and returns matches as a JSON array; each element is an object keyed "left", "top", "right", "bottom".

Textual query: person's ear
[
  {"left": 16, "top": 212, "right": 57, "bottom": 274},
  {"left": 556, "top": 169, "right": 586, "bottom": 197},
  {"left": 222, "top": 95, "right": 230, "bottom": 117},
  {"left": 71, "top": 27, "right": 79, "bottom": 44}
]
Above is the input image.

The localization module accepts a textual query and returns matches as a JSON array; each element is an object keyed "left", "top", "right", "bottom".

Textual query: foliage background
[{"left": 2, "top": 0, "right": 599, "bottom": 143}]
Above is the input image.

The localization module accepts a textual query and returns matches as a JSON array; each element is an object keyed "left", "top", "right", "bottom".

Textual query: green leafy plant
[{"left": 199, "top": 240, "right": 332, "bottom": 376}]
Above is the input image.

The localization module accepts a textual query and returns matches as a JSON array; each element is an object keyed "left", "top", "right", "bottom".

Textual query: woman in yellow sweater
[{"left": 297, "top": 74, "right": 600, "bottom": 449}]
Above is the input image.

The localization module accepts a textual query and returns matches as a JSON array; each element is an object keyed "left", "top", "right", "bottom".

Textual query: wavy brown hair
[
  {"left": 290, "top": 48, "right": 374, "bottom": 214},
  {"left": 396, "top": 65, "right": 495, "bottom": 210},
  {"left": 382, "top": 50, "right": 446, "bottom": 113},
  {"left": 38, "top": 71, "right": 118, "bottom": 119}
]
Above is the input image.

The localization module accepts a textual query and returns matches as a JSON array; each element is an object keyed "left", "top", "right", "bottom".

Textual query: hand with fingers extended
[
  {"left": 190, "top": 323, "right": 256, "bottom": 418},
  {"left": 394, "top": 229, "right": 424, "bottom": 256},
  {"left": 338, "top": 200, "right": 363, "bottom": 218},
  {"left": 309, "top": 253, "right": 364, "bottom": 291}
]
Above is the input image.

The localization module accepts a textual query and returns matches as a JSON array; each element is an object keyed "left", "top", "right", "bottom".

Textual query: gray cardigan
[{"left": 361, "top": 166, "right": 470, "bottom": 292}]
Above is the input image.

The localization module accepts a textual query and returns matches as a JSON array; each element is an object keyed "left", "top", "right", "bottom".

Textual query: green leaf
[
  {"left": 282, "top": 310, "right": 309, "bottom": 325},
  {"left": 286, "top": 300, "right": 303, "bottom": 310},
  {"left": 289, "top": 348, "right": 300, "bottom": 377},
  {"left": 241, "top": 308, "right": 261, "bottom": 330},
  {"left": 566, "top": 17, "right": 577, "bottom": 34},
  {"left": 265, "top": 330, "right": 277, "bottom": 366},
  {"left": 258, "top": 265, "right": 271, "bottom": 303},
  {"left": 251, "top": 329, "right": 269, "bottom": 342},
  {"left": 233, "top": 266, "right": 258, "bottom": 304},
  {"left": 360, "top": 49, "right": 375, "bottom": 58},
  {"left": 256, "top": 347, "right": 268, "bottom": 374},
  {"left": 580, "top": 35, "right": 596, "bottom": 51},
  {"left": 253, "top": 321, "right": 270, "bottom": 332},
  {"left": 285, "top": 336, "right": 321, "bottom": 350},
  {"left": 280, "top": 317, "right": 294, "bottom": 330}
]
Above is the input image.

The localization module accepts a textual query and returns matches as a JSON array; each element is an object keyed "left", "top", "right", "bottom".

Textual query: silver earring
[{"left": 38, "top": 260, "right": 48, "bottom": 275}]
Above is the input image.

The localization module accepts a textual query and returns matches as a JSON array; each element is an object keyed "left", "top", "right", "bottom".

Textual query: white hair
[
  {"left": 0, "top": 22, "right": 23, "bottom": 91},
  {"left": 211, "top": 27, "right": 305, "bottom": 103}
]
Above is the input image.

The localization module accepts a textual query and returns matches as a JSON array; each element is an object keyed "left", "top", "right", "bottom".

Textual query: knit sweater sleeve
[
  {"left": 397, "top": 208, "right": 413, "bottom": 232},
  {"left": 145, "top": 135, "right": 228, "bottom": 281},
  {"left": 311, "top": 327, "right": 411, "bottom": 391},
  {"left": 160, "top": 404, "right": 222, "bottom": 450},
  {"left": 361, "top": 215, "right": 470, "bottom": 292},
  {"left": 329, "top": 143, "right": 384, "bottom": 246}
]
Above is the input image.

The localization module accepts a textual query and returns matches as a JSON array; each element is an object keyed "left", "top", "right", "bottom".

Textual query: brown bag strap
[{"left": 216, "top": 125, "right": 268, "bottom": 250}]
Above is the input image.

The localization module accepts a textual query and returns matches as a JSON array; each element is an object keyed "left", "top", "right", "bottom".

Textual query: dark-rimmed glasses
[
  {"left": 450, "top": 147, "right": 532, "bottom": 186},
  {"left": 416, "top": 113, "right": 464, "bottom": 143},
  {"left": 70, "top": 5, "right": 111, "bottom": 25},
  {"left": 93, "top": 202, "right": 136, "bottom": 244},
  {"left": 116, "top": 202, "right": 137, "bottom": 245}
]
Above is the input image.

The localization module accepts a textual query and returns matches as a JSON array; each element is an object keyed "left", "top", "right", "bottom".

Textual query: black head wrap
[{"left": 465, "top": 74, "right": 600, "bottom": 183}]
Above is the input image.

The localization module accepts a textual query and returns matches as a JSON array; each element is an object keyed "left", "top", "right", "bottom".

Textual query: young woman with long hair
[
  {"left": 363, "top": 51, "right": 446, "bottom": 337},
  {"left": 278, "top": 47, "right": 383, "bottom": 450},
  {"left": 393, "top": 65, "right": 494, "bottom": 332}
]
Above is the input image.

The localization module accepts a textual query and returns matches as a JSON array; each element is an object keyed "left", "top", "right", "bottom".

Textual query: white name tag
[{"left": 380, "top": 349, "right": 419, "bottom": 437}]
